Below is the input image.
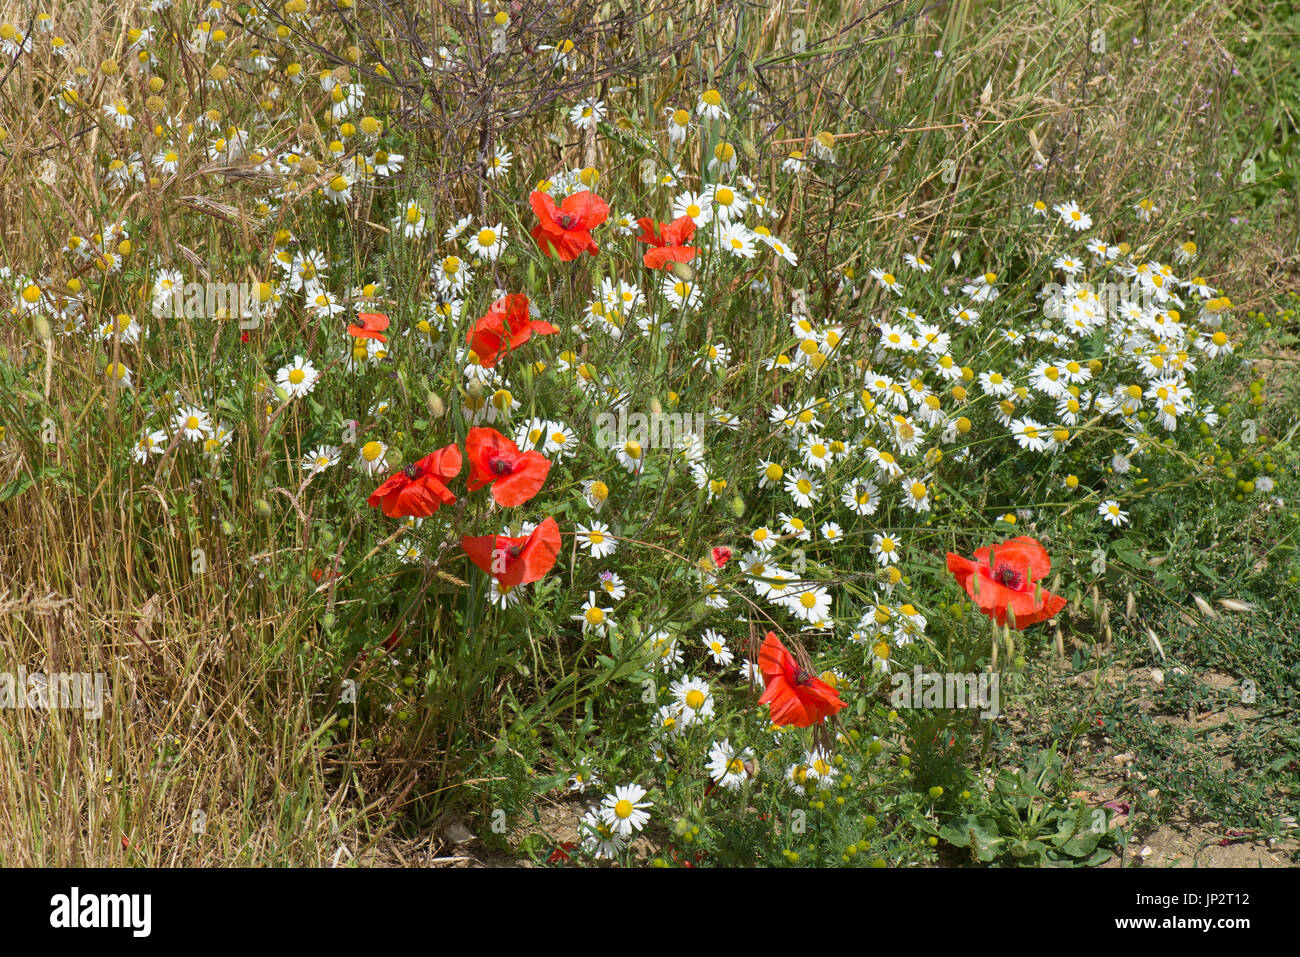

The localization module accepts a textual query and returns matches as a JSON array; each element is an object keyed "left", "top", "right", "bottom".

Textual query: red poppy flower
[
  {"left": 465, "top": 293, "right": 558, "bottom": 367},
  {"left": 529, "top": 189, "right": 609, "bottom": 260},
  {"left": 757, "top": 632, "right": 846, "bottom": 728},
  {"left": 462, "top": 516, "right": 561, "bottom": 586},
  {"left": 711, "top": 546, "right": 732, "bottom": 568},
  {"left": 465, "top": 426, "right": 551, "bottom": 507},
  {"left": 547, "top": 841, "right": 579, "bottom": 864},
  {"left": 348, "top": 311, "right": 390, "bottom": 342},
  {"left": 366, "top": 443, "right": 462, "bottom": 518},
  {"left": 635, "top": 215, "right": 697, "bottom": 270},
  {"left": 945, "top": 535, "right": 1066, "bottom": 629}
]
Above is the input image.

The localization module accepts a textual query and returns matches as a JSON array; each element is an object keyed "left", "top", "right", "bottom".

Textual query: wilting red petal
[
  {"left": 367, "top": 471, "right": 409, "bottom": 507},
  {"left": 367, "top": 443, "right": 462, "bottom": 518},
  {"left": 531, "top": 222, "right": 593, "bottom": 260},
  {"left": 711, "top": 546, "right": 732, "bottom": 568},
  {"left": 348, "top": 311, "right": 390, "bottom": 342},
  {"left": 382, "top": 477, "right": 455, "bottom": 518},
  {"left": 643, "top": 245, "right": 696, "bottom": 270},
  {"left": 756, "top": 632, "right": 845, "bottom": 727},
  {"left": 462, "top": 516, "right": 561, "bottom": 586},
  {"left": 421, "top": 443, "right": 462, "bottom": 481},
  {"left": 466, "top": 295, "right": 557, "bottom": 366}
]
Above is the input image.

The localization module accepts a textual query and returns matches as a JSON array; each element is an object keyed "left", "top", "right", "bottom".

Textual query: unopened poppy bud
[
  {"left": 32, "top": 315, "right": 52, "bottom": 341},
  {"left": 220, "top": 520, "right": 236, "bottom": 536},
  {"left": 321, "top": 613, "right": 336, "bottom": 630},
  {"left": 254, "top": 498, "right": 272, "bottom": 516},
  {"left": 729, "top": 495, "right": 745, "bottom": 518},
  {"left": 425, "top": 391, "right": 445, "bottom": 419},
  {"left": 670, "top": 261, "right": 694, "bottom": 282},
  {"left": 466, "top": 378, "right": 484, "bottom": 399}
]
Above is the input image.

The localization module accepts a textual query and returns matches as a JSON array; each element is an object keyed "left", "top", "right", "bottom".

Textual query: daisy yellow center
[
  {"left": 477, "top": 228, "right": 496, "bottom": 246},
  {"left": 585, "top": 607, "right": 605, "bottom": 625},
  {"left": 361, "top": 441, "right": 382, "bottom": 461},
  {"left": 685, "top": 689, "right": 706, "bottom": 710},
  {"left": 288, "top": 369, "right": 305, "bottom": 384},
  {"left": 613, "top": 799, "right": 633, "bottom": 819},
  {"left": 701, "top": 89, "right": 722, "bottom": 106}
]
